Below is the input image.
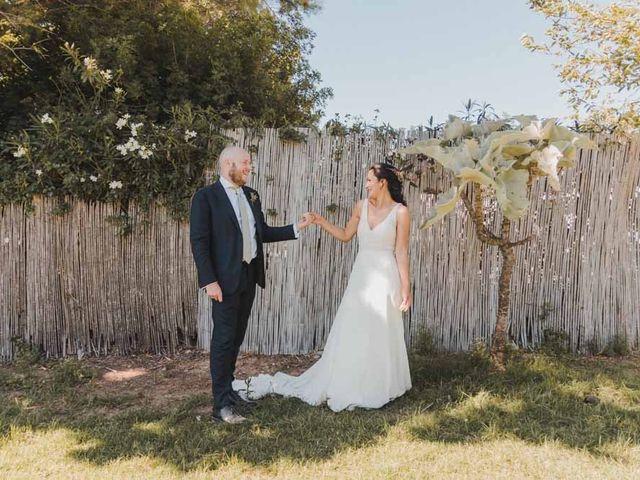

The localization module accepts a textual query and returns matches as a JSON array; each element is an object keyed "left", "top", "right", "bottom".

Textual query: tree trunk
[{"left": 491, "top": 219, "right": 515, "bottom": 369}]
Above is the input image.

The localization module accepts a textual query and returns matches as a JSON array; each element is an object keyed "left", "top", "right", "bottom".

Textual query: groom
[{"left": 190, "top": 145, "right": 313, "bottom": 424}]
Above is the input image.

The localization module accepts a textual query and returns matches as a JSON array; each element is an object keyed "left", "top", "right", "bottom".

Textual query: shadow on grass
[
  {"left": 0, "top": 363, "right": 415, "bottom": 472},
  {"left": 407, "top": 352, "right": 640, "bottom": 458},
  {"left": 1, "top": 352, "right": 639, "bottom": 472}
]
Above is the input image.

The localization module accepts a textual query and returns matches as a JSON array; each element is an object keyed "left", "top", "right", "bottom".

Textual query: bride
[{"left": 233, "top": 162, "right": 412, "bottom": 412}]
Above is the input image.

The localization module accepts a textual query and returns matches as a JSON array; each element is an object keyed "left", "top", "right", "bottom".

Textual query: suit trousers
[{"left": 210, "top": 259, "right": 257, "bottom": 409}]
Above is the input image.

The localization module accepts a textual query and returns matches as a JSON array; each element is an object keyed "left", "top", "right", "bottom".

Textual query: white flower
[
  {"left": 151, "top": 143, "right": 157, "bottom": 149},
  {"left": 124, "top": 137, "right": 141, "bottom": 151},
  {"left": 100, "top": 69, "right": 113, "bottom": 81},
  {"left": 130, "top": 122, "right": 143, "bottom": 137},
  {"left": 114, "top": 87, "right": 124, "bottom": 95},
  {"left": 13, "top": 146, "right": 27, "bottom": 158},
  {"left": 109, "top": 180, "right": 123, "bottom": 190},
  {"left": 139, "top": 146, "right": 153, "bottom": 159},
  {"left": 90, "top": 175, "right": 98, "bottom": 182},
  {"left": 83, "top": 56, "right": 97, "bottom": 71},
  {"left": 40, "top": 113, "right": 54, "bottom": 124},
  {"left": 116, "top": 144, "right": 128, "bottom": 155},
  {"left": 184, "top": 130, "right": 197, "bottom": 141},
  {"left": 115, "top": 113, "right": 131, "bottom": 130},
  {"left": 35, "top": 169, "right": 43, "bottom": 176},
  {"left": 80, "top": 177, "right": 86, "bottom": 183}
]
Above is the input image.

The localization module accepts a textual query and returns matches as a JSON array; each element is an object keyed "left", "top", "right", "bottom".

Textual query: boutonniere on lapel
[{"left": 249, "top": 192, "right": 258, "bottom": 205}]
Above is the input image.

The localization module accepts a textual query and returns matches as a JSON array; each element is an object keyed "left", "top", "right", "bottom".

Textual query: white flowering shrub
[{"left": 0, "top": 44, "right": 227, "bottom": 220}]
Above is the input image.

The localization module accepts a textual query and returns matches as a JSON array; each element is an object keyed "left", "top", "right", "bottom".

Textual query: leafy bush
[
  {"left": 1, "top": 44, "right": 227, "bottom": 220},
  {"left": 0, "top": 1, "right": 332, "bottom": 222}
]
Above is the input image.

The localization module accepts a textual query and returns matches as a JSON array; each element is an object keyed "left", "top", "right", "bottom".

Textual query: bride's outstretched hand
[
  {"left": 399, "top": 291, "right": 412, "bottom": 312},
  {"left": 310, "top": 212, "right": 324, "bottom": 225}
]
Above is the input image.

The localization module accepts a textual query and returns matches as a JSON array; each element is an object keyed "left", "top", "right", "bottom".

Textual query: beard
[{"left": 229, "top": 165, "right": 247, "bottom": 186}]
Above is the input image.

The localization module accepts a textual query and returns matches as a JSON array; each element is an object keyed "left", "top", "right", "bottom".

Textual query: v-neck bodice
[{"left": 358, "top": 201, "right": 400, "bottom": 252}]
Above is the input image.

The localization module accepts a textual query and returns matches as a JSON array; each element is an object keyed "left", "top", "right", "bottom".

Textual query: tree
[
  {"left": 400, "top": 115, "right": 595, "bottom": 368},
  {"left": 0, "top": 0, "right": 331, "bottom": 132},
  {"left": 0, "top": 1, "right": 49, "bottom": 82},
  {"left": 523, "top": 0, "right": 640, "bottom": 135}
]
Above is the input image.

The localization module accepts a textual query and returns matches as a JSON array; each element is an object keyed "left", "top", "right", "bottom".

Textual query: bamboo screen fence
[{"left": 1, "top": 128, "right": 639, "bottom": 360}]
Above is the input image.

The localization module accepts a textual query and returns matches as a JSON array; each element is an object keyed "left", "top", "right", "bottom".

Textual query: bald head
[
  {"left": 219, "top": 146, "right": 248, "bottom": 166},
  {"left": 219, "top": 145, "right": 252, "bottom": 186}
]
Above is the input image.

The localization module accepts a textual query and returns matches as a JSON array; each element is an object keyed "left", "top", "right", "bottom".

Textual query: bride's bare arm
[
  {"left": 313, "top": 200, "right": 363, "bottom": 243},
  {"left": 395, "top": 205, "right": 412, "bottom": 312}
]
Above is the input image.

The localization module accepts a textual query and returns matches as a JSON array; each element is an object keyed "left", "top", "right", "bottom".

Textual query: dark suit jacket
[{"left": 189, "top": 180, "right": 297, "bottom": 294}]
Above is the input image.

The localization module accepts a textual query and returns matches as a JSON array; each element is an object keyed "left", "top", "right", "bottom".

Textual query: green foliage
[
  {"left": 10, "top": 337, "right": 42, "bottom": 370},
  {"left": 540, "top": 328, "right": 570, "bottom": 356},
  {"left": 469, "top": 339, "right": 493, "bottom": 366},
  {"left": 106, "top": 212, "right": 134, "bottom": 237},
  {"left": 0, "top": 1, "right": 332, "bottom": 220},
  {"left": 412, "top": 327, "right": 437, "bottom": 356},
  {"left": 602, "top": 334, "right": 631, "bottom": 357},
  {"left": 1, "top": 0, "right": 331, "bottom": 133},
  {"left": 457, "top": 98, "right": 498, "bottom": 124},
  {"left": 51, "top": 359, "right": 97, "bottom": 391},
  {"left": 323, "top": 112, "right": 400, "bottom": 140},
  {"left": 0, "top": 44, "right": 228, "bottom": 220},
  {"left": 325, "top": 203, "right": 339, "bottom": 214},
  {"left": 278, "top": 126, "right": 307, "bottom": 143},
  {"left": 325, "top": 118, "right": 349, "bottom": 137},
  {"left": 399, "top": 115, "right": 596, "bottom": 228},
  {"left": 0, "top": 1, "right": 50, "bottom": 88},
  {"left": 525, "top": 1, "right": 640, "bottom": 136}
]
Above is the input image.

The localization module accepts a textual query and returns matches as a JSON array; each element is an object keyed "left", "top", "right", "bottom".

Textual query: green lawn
[{"left": 1, "top": 348, "right": 639, "bottom": 479}]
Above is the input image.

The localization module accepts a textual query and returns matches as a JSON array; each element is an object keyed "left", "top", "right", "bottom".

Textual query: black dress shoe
[
  {"left": 211, "top": 406, "right": 247, "bottom": 424},
  {"left": 230, "top": 389, "right": 258, "bottom": 408}
]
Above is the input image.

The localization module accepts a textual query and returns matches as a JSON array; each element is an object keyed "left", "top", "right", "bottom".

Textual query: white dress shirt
[{"left": 220, "top": 175, "right": 259, "bottom": 261}]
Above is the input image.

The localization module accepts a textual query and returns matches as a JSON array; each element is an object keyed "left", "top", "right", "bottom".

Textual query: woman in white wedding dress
[{"left": 233, "top": 163, "right": 412, "bottom": 412}]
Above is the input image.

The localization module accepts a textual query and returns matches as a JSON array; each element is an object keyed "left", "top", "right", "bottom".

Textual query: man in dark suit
[{"left": 190, "top": 145, "right": 313, "bottom": 424}]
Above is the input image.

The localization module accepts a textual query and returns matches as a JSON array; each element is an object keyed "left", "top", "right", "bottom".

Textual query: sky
[{"left": 304, "top": 0, "right": 581, "bottom": 127}]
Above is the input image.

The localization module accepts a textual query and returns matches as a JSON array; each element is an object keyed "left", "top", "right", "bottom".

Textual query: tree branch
[
  {"left": 508, "top": 235, "right": 535, "bottom": 248},
  {"left": 469, "top": 187, "right": 503, "bottom": 246}
]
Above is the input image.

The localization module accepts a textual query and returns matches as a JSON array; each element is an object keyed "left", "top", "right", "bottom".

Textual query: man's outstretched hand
[{"left": 297, "top": 212, "right": 317, "bottom": 230}]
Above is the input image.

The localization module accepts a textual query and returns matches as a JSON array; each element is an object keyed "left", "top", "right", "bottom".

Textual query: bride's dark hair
[{"left": 370, "top": 163, "right": 407, "bottom": 206}]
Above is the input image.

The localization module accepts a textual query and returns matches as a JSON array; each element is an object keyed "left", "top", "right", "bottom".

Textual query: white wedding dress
[{"left": 232, "top": 201, "right": 412, "bottom": 412}]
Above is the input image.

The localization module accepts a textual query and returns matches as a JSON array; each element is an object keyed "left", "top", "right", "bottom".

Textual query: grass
[{"left": 1, "top": 349, "right": 640, "bottom": 479}]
